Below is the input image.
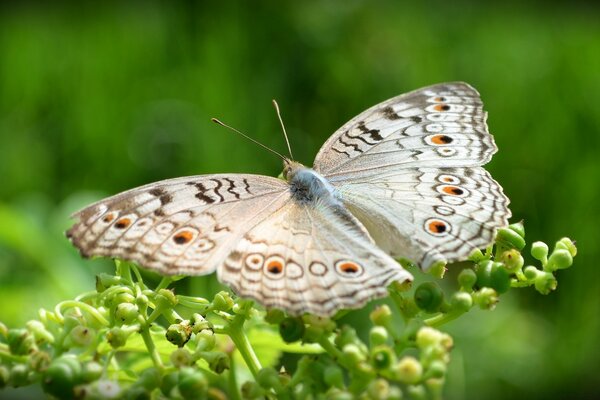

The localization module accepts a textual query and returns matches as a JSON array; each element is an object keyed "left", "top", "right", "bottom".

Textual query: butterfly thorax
[{"left": 284, "top": 160, "right": 340, "bottom": 205}]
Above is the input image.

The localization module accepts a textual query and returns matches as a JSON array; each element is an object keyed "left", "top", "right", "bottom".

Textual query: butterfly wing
[
  {"left": 313, "top": 82, "right": 511, "bottom": 270},
  {"left": 217, "top": 199, "right": 412, "bottom": 316},
  {"left": 67, "top": 174, "right": 291, "bottom": 276}
]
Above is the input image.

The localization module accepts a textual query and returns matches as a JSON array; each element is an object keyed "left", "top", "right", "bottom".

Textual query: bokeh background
[{"left": 1, "top": 1, "right": 598, "bottom": 399}]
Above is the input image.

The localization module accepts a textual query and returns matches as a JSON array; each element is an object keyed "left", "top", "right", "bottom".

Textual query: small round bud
[
  {"left": 531, "top": 242, "right": 549, "bottom": 263},
  {"left": 160, "top": 372, "right": 179, "bottom": 397},
  {"left": 450, "top": 292, "right": 473, "bottom": 312},
  {"left": 508, "top": 221, "right": 525, "bottom": 238},
  {"left": 241, "top": 381, "right": 264, "bottom": 399},
  {"left": 394, "top": 356, "right": 423, "bottom": 384},
  {"left": 556, "top": 237, "right": 577, "bottom": 257},
  {"left": 279, "top": 317, "right": 305, "bottom": 343},
  {"left": 371, "top": 345, "right": 396, "bottom": 370},
  {"left": 440, "top": 333, "right": 454, "bottom": 350},
  {"left": 136, "top": 367, "right": 161, "bottom": 391},
  {"left": 427, "top": 261, "right": 447, "bottom": 279},
  {"left": 264, "top": 309, "right": 286, "bottom": 324},
  {"left": 458, "top": 268, "right": 477, "bottom": 290},
  {"left": 546, "top": 249, "right": 573, "bottom": 271},
  {"left": 489, "top": 264, "right": 510, "bottom": 294},
  {"left": 501, "top": 249, "right": 525, "bottom": 273},
  {"left": 416, "top": 327, "right": 443, "bottom": 349},
  {"left": 367, "top": 378, "right": 390, "bottom": 400},
  {"left": 29, "top": 350, "right": 51, "bottom": 372},
  {"left": 256, "top": 367, "right": 280, "bottom": 389},
  {"left": 194, "top": 329, "right": 216, "bottom": 352},
  {"left": 26, "top": 320, "right": 54, "bottom": 344},
  {"left": 523, "top": 266, "right": 539, "bottom": 280},
  {"left": 534, "top": 271, "right": 557, "bottom": 295},
  {"left": 473, "top": 288, "right": 499, "bottom": 310},
  {"left": 212, "top": 291, "right": 234, "bottom": 311},
  {"left": 200, "top": 351, "right": 230, "bottom": 373},
  {"left": 370, "top": 305, "right": 393, "bottom": 326},
  {"left": 9, "top": 364, "right": 30, "bottom": 387},
  {"left": 407, "top": 384, "right": 427, "bottom": 400},
  {"left": 170, "top": 348, "right": 193, "bottom": 368},
  {"left": 342, "top": 344, "right": 366, "bottom": 365},
  {"left": 468, "top": 248, "right": 485, "bottom": 263},
  {"left": 426, "top": 360, "right": 447, "bottom": 379},
  {"left": 70, "top": 325, "right": 95, "bottom": 347},
  {"left": 302, "top": 325, "right": 323, "bottom": 343},
  {"left": 369, "top": 326, "right": 389, "bottom": 347},
  {"left": 7, "top": 329, "right": 36, "bottom": 355},
  {"left": 155, "top": 289, "right": 178, "bottom": 309},
  {"left": 326, "top": 389, "right": 354, "bottom": 400},
  {"left": 323, "top": 365, "right": 344, "bottom": 389},
  {"left": 42, "top": 357, "right": 82, "bottom": 398},
  {"left": 496, "top": 227, "right": 526, "bottom": 250},
  {"left": 190, "top": 313, "right": 212, "bottom": 333},
  {"left": 81, "top": 361, "right": 103, "bottom": 383},
  {"left": 96, "top": 379, "right": 121, "bottom": 399},
  {"left": 390, "top": 279, "right": 412, "bottom": 292},
  {"left": 178, "top": 368, "right": 208, "bottom": 400},
  {"left": 106, "top": 327, "right": 130, "bottom": 348},
  {"left": 414, "top": 282, "right": 444, "bottom": 313},
  {"left": 475, "top": 261, "right": 494, "bottom": 288},
  {"left": 166, "top": 323, "right": 192, "bottom": 347},
  {"left": 115, "top": 303, "right": 139, "bottom": 325}
]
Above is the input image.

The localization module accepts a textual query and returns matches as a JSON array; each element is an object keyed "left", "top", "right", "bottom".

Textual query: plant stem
[
  {"left": 139, "top": 325, "right": 164, "bottom": 371},
  {"left": 227, "top": 314, "right": 261, "bottom": 379},
  {"left": 424, "top": 309, "right": 465, "bottom": 327}
]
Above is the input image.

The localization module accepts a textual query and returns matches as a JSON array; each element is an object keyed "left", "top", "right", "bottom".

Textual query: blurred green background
[{"left": 1, "top": 1, "right": 598, "bottom": 398}]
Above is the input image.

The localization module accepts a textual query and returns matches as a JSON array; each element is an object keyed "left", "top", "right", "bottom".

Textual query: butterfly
[{"left": 67, "top": 82, "right": 511, "bottom": 317}]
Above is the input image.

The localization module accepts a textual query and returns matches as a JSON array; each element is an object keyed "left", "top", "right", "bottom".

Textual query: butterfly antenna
[
  {"left": 272, "top": 99, "right": 294, "bottom": 160},
  {"left": 211, "top": 118, "right": 287, "bottom": 161}
]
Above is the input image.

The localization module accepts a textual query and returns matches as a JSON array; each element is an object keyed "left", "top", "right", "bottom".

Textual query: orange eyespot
[
  {"left": 266, "top": 259, "right": 284, "bottom": 274},
  {"left": 114, "top": 218, "right": 131, "bottom": 229},
  {"left": 442, "top": 186, "right": 464, "bottom": 196},
  {"left": 433, "top": 104, "right": 450, "bottom": 112},
  {"left": 428, "top": 220, "right": 448, "bottom": 234},
  {"left": 431, "top": 134, "right": 453, "bottom": 145},
  {"left": 443, "top": 177, "right": 454, "bottom": 183},
  {"left": 103, "top": 214, "right": 115, "bottom": 223},
  {"left": 434, "top": 96, "right": 446, "bottom": 102},
  {"left": 339, "top": 262, "right": 359, "bottom": 274},
  {"left": 250, "top": 256, "right": 261, "bottom": 265},
  {"left": 173, "top": 230, "right": 194, "bottom": 244}
]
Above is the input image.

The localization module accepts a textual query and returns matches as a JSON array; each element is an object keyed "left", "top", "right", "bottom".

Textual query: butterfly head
[{"left": 282, "top": 159, "right": 306, "bottom": 182}]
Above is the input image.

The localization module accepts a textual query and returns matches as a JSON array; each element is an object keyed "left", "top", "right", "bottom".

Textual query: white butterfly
[{"left": 67, "top": 82, "right": 511, "bottom": 316}]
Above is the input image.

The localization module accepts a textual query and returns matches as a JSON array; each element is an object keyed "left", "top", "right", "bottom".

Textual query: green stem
[
  {"left": 318, "top": 336, "right": 352, "bottom": 370},
  {"left": 117, "top": 261, "right": 133, "bottom": 284},
  {"left": 424, "top": 309, "right": 466, "bottom": 327},
  {"left": 139, "top": 325, "right": 164, "bottom": 371},
  {"left": 155, "top": 277, "right": 173, "bottom": 291},
  {"left": 55, "top": 300, "right": 110, "bottom": 326},
  {"left": 227, "top": 353, "right": 242, "bottom": 400},
  {"left": 227, "top": 314, "right": 261, "bottom": 379}
]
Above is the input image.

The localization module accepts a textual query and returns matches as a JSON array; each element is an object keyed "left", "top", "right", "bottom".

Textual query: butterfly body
[{"left": 67, "top": 82, "right": 511, "bottom": 316}]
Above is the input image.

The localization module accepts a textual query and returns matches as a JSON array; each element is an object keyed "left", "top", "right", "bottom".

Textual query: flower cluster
[{"left": 0, "top": 222, "right": 576, "bottom": 399}]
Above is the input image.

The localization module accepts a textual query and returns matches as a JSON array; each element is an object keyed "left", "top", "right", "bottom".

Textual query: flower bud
[
  {"left": 546, "top": 249, "right": 573, "bottom": 271},
  {"left": 155, "top": 289, "right": 178, "bottom": 309},
  {"left": 342, "top": 344, "right": 366, "bottom": 365},
  {"left": 468, "top": 248, "right": 485, "bottom": 263},
  {"left": 212, "top": 291, "right": 234, "bottom": 312},
  {"left": 256, "top": 367, "right": 280, "bottom": 389},
  {"left": 534, "top": 271, "right": 557, "bottom": 295},
  {"left": 407, "top": 384, "right": 427, "bottom": 400},
  {"left": 26, "top": 320, "right": 54, "bottom": 344},
  {"left": 279, "top": 317, "right": 305, "bottom": 343},
  {"left": 326, "top": 389, "right": 354, "bottom": 400},
  {"left": 96, "top": 273, "right": 121, "bottom": 292},
  {"left": 369, "top": 326, "right": 389, "bottom": 347},
  {"left": 501, "top": 249, "right": 524, "bottom": 273},
  {"left": 323, "top": 365, "right": 344, "bottom": 389},
  {"left": 7, "top": 329, "right": 36, "bottom": 355},
  {"left": 414, "top": 282, "right": 444, "bottom": 313},
  {"left": 496, "top": 226, "right": 526, "bottom": 250},
  {"left": 170, "top": 348, "right": 193, "bottom": 368},
  {"left": 523, "top": 266, "right": 539, "bottom": 280},
  {"left": 458, "top": 268, "right": 477, "bottom": 290},
  {"left": 160, "top": 372, "right": 179, "bottom": 397},
  {"left": 428, "top": 261, "right": 446, "bottom": 279},
  {"left": 199, "top": 351, "right": 230, "bottom": 373},
  {"left": 556, "top": 237, "right": 577, "bottom": 257},
  {"left": 190, "top": 313, "right": 212, "bottom": 334},
  {"left": 106, "top": 327, "right": 131, "bottom": 348},
  {"left": 81, "top": 361, "right": 103, "bottom": 383},
  {"left": 42, "top": 356, "right": 82, "bottom": 398},
  {"left": 194, "top": 329, "right": 216, "bottom": 352},
  {"left": 96, "top": 379, "right": 121, "bottom": 398},
  {"left": 390, "top": 279, "right": 412, "bottom": 292},
  {"left": 450, "top": 292, "right": 473, "bottom": 313},
  {"left": 29, "top": 350, "right": 51, "bottom": 372},
  {"left": 415, "top": 327, "right": 443, "bottom": 349},
  {"left": 69, "top": 325, "right": 95, "bottom": 347},
  {"left": 241, "top": 381, "right": 264, "bottom": 399},
  {"left": 136, "top": 367, "right": 161, "bottom": 391},
  {"left": 489, "top": 264, "right": 510, "bottom": 294},
  {"left": 371, "top": 345, "right": 396, "bottom": 370},
  {"left": 264, "top": 309, "right": 286, "bottom": 324},
  {"left": 115, "top": 303, "right": 139, "bottom": 325},
  {"left": 394, "top": 356, "right": 423, "bottom": 384},
  {"left": 166, "top": 323, "right": 192, "bottom": 347},
  {"left": 370, "top": 305, "right": 393, "bottom": 326},
  {"left": 367, "top": 378, "right": 390, "bottom": 400},
  {"left": 9, "top": 364, "right": 30, "bottom": 387},
  {"left": 473, "top": 288, "right": 499, "bottom": 310},
  {"left": 508, "top": 221, "right": 525, "bottom": 238},
  {"left": 531, "top": 242, "right": 549, "bottom": 263},
  {"left": 178, "top": 368, "right": 208, "bottom": 400},
  {"left": 426, "top": 360, "right": 447, "bottom": 379}
]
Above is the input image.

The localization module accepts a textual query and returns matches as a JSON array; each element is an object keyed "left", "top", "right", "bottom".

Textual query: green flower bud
[
  {"left": 428, "top": 261, "right": 447, "bottom": 279},
  {"left": 69, "top": 325, "right": 95, "bottom": 347},
  {"left": 160, "top": 372, "right": 179, "bottom": 398},
  {"left": 96, "top": 273, "right": 121, "bottom": 292},
  {"left": 325, "top": 389, "right": 354, "bottom": 400},
  {"left": 473, "top": 288, "right": 499, "bottom": 310},
  {"left": 29, "top": 350, "right": 51, "bottom": 372},
  {"left": 241, "top": 381, "right": 265, "bottom": 399},
  {"left": 9, "top": 364, "right": 30, "bottom": 387},
  {"left": 212, "top": 291, "right": 234, "bottom": 311},
  {"left": 407, "top": 384, "right": 427, "bottom": 400},
  {"left": 323, "top": 365, "right": 344, "bottom": 389},
  {"left": 556, "top": 237, "right": 577, "bottom": 257},
  {"left": 426, "top": 360, "right": 447, "bottom": 379},
  {"left": 279, "top": 317, "right": 305, "bottom": 343},
  {"left": 523, "top": 266, "right": 539, "bottom": 280},
  {"left": 199, "top": 351, "right": 230, "bottom": 373},
  {"left": 122, "top": 386, "right": 151, "bottom": 400},
  {"left": 496, "top": 226, "right": 526, "bottom": 250},
  {"left": 155, "top": 289, "right": 178, "bottom": 309},
  {"left": 468, "top": 248, "right": 486, "bottom": 263},
  {"left": 367, "top": 378, "right": 390, "bottom": 400},
  {"left": 302, "top": 325, "right": 323, "bottom": 343},
  {"left": 96, "top": 379, "right": 121, "bottom": 399},
  {"left": 369, "top": 326, "right": 389, "bottom": 347},
  {"left": 303, "top": 315, "right": 336, "bottom": 331},
  {"left": 440, "top": 333, "right": 453, "bottom": 351},
  {"left": 0, "top": 366, "right": 9, "bottom": 389},
  {"left": 490, "top": 264, "right": 511, "bottom": 294},
  {"left": 335, "top": 326, "right": 366, "bottom": 352},
  {"left": 371, "top": 345, "right": 396, "bottom": 370},
  {"left": 170, "top": 348, "right": 193, "bottom": 368},
  {"left": 178, "top": 368, "right": 208, "bottom": 400},
  {"left": 115, "top": 303, "right": 139, "bottom": 325},
  {"left": 414, "top": 282, "right": 444, "bottom": 313},
  {"left": 42, "top": 356, "right": 82, "bottom": 399},
  {"left": 194, "top": 329, "right": 216, "bottom": 352},
  {"left": 546, "top": 249, "right": 573, "bottom": 271},
  {"left": 450, "top": 292, "right": 473, "bottom": 312},
  {"left": 264, "top": 309, "right": 286, "bottom": 324},
  {"left": 508, "top": 221, "right": 525, "bottom": 238},
  {"left": 501, "top": 249, "right": 525, "bottom": 273},
  {"left": 475, "top": 260, "right": 493, "bottom": 288},
  {"left": 394, "top": 356, "right": 423, "bottom": 384},
  {"left": 7, "top": 328, "right": 36, "bottom": 355},
  {"left": 531, "top": 242, "right": 549, "bottom": 263},
  {"left": 458, "top": 268, "right": 477, "bottom": 290},
  {"left": 390, "top": 279, "right": 412, "bottom": 292},
  {"left": 81, "top": 361, "right": 103, "bottom": 383},
  {"left": 370, "top": 304, "right": 393, "bottom": 326},
  {"left": 106, "top": 327, "right": 131, "bottom": 348},
  {"left": 256, "top": 367, "right": 280, "bottom": 389},
  {"left": 342, "top": 344, "right": 366, "bottom": 365},
  {"left": 534, "top": 271, "right": 558, "bottom": 294},
  {"left": 415, "top": 327, "right": 443, "bottom": 349},
  {"left": 26, "top": 320, "right": 54, "bottom": 344},
  {"left": 190, "top": 313, "right": 212, "bottom": 334},
  {"left": 388, "top": 386, "right": 403, "bottom": 400},
  {"left": 136, "top": 367, "right": 161, "bottom": 391}
]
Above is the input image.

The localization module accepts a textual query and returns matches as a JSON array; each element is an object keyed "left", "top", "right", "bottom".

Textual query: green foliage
[{"left": 0, "top": 226, "right": 576, "bottom": 399}]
